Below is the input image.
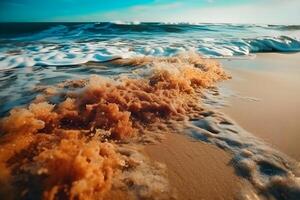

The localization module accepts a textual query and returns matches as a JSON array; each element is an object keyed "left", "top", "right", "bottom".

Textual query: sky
[{"left": 0, "top": 0, "right": 299, "bottom": 24}]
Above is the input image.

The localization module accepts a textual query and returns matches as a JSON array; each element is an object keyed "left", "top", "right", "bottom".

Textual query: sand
[
  {"left": 220, "top": 53, "right": 300, "bottom": 161},
  {"left": 145, "top": 133, "right": 243, "bottom": 200}
]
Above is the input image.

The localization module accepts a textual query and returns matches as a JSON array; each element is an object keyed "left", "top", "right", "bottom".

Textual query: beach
[
  {"left": 0, "top": 22, "right": 300, "bottom": 200},
  {"left": 221, "top": 53, "right": 300, "bottom": 160},
  {"left": 142, "top": 52, "right": 300, "bottom": 200}
]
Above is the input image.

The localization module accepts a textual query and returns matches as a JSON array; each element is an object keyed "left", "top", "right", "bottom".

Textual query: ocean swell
[
  {"left": 1, "top": 23, "right": 300, "bottom": 70},
  {"left": 0, "top": 36, "right": 300, "bottom": 70},
  {"left": 248, "top": 36, "right": 300, "bottom": 53}
]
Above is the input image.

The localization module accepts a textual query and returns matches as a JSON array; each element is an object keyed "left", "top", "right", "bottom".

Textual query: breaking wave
[
  {"left": 0, "top": 36, "right": 299, "bottom": 70},
  {"left": 1, "top": 22, "right": 300, "bottom": 69}
]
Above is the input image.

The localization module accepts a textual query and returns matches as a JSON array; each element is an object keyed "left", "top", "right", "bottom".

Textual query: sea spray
[{"left": 0, "top": 53, "right": 226, "bottom": 199}]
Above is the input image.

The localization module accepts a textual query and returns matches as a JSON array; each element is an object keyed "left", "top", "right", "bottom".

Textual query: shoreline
[
  {"left": 145, "top": 52, "right": 300, "bottom": 199},
  {"left": 220, "top": 53, "right": 300, "bottom": 161}
]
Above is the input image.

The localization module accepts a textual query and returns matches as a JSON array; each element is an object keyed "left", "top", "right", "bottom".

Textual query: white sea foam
[
  {"left": 0, "top": 23, "right": 300, "bottom": 69},
  {"left": 1, "top": 36, "right": 299, "bottom": 69},
  {"left": 112, "top": 20, "right": 141, "bottom": 25},
  {"left": 187, "top": 109, "right": 300, "bottom": 200}
]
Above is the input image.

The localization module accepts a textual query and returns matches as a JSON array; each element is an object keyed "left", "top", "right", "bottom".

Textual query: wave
[
  {"left": 0, "top": 22, "right": 188, "bottom": 40},
  {"left": 0, "top": 35, "right": 299, "bottom": 69},
  {"left": 205, "top": 36, "right": 300, "bottom": 56},
  {"left": 247, "top": 36, "right": 300, "bottom": 52},
  {"left": 1, "top": 22, "right": 300, "bottom": 37},
  {"left": 0, "top": 22, "right": 300, "bottom": 69},
  {"left": 110, "top": 20, "right": 141, "bottom": 25},
  {"left": 268, "top": 25, "right": 300, "bottom": 31}
]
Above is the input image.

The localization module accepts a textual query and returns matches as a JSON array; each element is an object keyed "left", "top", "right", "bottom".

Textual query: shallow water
[{"left": 0, "top": 62, "right": 132, "bottom": 116}]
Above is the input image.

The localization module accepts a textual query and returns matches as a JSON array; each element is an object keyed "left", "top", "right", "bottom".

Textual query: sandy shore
[
  {"left": 221, "top": 53, "right": 300, "bottom": 160},
  {"left": 145, "top": 53, "right": 300, "bottom": 200},
  {"left": 145, "top": 133, "right": 243, "bottom": 200}
]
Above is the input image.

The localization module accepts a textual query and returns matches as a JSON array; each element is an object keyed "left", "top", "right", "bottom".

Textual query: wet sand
[
  {"left": 221, "top": 53, "right": 300, "bottom": 160},
  {"left": 145, "top": 133, "right": 243, "bottom": 200}
]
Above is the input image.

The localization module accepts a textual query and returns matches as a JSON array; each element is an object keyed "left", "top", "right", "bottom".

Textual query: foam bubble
[{"left": 187, "top": 96, "right": 300, "bottom": 200}]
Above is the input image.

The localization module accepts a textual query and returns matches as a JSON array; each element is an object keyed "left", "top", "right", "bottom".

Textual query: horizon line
[{"left": 0, "top": 21, "right": 299, "bottom": 26}]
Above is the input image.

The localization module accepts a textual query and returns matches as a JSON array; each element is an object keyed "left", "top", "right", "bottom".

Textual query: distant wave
[
  {"left": 1, "top": 22, "right": 300, "bottom": 36},
  {"left": 247, "top": 36, "right": 300, "bottom": 52},
  {"left": 199, "top": 36, "right": 300, "bottom": 56},
  {"left": 111, "top": 21, "right": 141, "bottom": 25},
  {"left": 1, "top": 35, "right": 299, "bottom": 69},
  {"left": 268, "top": 25, "right": 300, "bottom": 31}
]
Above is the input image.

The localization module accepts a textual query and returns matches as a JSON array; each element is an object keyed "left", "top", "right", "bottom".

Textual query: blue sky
[{"left": 0, "top": 0, "right": 299, "bottom": 24}]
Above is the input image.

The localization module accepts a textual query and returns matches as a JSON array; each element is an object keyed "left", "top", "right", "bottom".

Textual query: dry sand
[
  {"left": 145, "top": 133, "right": 243, "bottom": 200},
  {"left": 221, "top": 53, "right": 300, "bottom": 161}
]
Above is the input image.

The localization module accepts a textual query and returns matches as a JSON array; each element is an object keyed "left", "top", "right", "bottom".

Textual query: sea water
[{"left": 0, "top": 22, "right": 300, "bottom": 115}]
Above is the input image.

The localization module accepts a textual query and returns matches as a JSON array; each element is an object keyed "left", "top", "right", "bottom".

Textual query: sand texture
[{"left": 221, "top": 53, "right": 300, "bottom": 160}]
